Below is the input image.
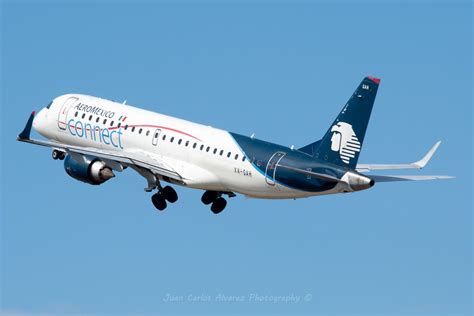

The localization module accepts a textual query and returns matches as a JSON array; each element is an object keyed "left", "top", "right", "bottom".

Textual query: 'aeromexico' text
[{"left": 74, "top": 103, "right": 115, "bottom": 118}]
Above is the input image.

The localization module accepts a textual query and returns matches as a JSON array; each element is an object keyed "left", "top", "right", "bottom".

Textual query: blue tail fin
[{"left": 300, "top": 76, "right": 380, "bottom": 169}]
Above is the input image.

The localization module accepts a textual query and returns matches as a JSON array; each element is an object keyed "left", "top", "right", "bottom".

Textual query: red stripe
[
  {"left": 367, "top": 76, "right": 381, "bottom": 84},
  {"left": 58, "top": 121, "right": 202, "bottom": 141}
]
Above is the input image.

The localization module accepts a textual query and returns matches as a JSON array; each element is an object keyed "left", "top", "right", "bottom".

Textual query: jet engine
[
  {"left": 64, "top": 154, "right": 115, "bottom": 185},
  {"left": 340, "top": 171, "right": 375, "bottom": 192}
]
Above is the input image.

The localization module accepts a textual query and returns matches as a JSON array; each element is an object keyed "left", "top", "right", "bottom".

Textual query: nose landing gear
[{"left": 52, "top": 149, "right": 65, "bottom": 160}]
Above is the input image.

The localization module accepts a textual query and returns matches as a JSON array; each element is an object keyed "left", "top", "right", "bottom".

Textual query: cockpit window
[{"left": 46, "top": 101, "right": 53, "bottom": 109}]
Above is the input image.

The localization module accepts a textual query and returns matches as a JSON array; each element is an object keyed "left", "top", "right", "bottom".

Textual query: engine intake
[{"left": 64, "top": 154, "right": 115, "bottom": 185}]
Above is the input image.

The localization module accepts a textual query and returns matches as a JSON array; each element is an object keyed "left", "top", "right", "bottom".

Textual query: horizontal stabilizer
[
  {"left": 369, "top": 175, "right": 454, "bottom": 182},
  {"left": 357, "top": 141, "right": 441, "bottom": 172}
]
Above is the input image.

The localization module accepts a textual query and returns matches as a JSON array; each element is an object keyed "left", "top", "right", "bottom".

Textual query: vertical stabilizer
[{"left": 314, "top": 76, "right": 380, "bottom": 169}]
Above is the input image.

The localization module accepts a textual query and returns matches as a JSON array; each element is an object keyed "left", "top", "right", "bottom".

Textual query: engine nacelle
[
  {"left": 64, "top": 154, "right": 115, "bottom": 185},
  {"left": 340, "top": 171, "right": 375, "bottom": 192}
]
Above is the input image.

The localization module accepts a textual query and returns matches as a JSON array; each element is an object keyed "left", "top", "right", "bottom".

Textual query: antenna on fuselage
[
  {"left": 122, "top": 99, "right": 127, "bottom": 105},
  {"left": 250, "top": 133, "right": 255, "bottom": 139}
]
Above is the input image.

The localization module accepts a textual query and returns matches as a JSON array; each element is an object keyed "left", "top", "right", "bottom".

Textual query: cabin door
[
  {"left": 57, "top": 97, "right": 78, "bottom": 130},
  {"left": 265, "top": 151, "right": 286, "bottom": 186}
]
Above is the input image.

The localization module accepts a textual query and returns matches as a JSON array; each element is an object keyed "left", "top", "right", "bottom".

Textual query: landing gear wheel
[
  {"left": 151, "top": 193, "right": 167, "bottom": 211},
  {"left": 162, "top": 186, "right": 178, "bottom": 203},
  {"left": 211, "top": 197, "right": 227, "bottom": 214},
  {"left": 201, "top": 191, "right": 218, "bottom": 205},
  {"left": 52, "top": 150, "right": 65, "bottom": 160}
]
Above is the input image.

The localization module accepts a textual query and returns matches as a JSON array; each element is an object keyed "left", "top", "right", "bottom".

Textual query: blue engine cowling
[{"left": 64, "top": 154, "right": 115, "bottom": 185}]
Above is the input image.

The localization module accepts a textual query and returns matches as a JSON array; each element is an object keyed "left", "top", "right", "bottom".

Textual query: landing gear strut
[
  {"left": 151, "top": 185, "right": 178, "bottom": 211},
  {"left": 52, "top": 149, "right": 65, "bottom": 160},
  {"left": 201, "top": 191, "right": 234, "bottom": 214},
  {"left": 129, "top": 165, "right": 179, "bottom": 212}
]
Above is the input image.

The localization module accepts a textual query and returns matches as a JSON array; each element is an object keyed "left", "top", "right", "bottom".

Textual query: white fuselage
[{"left": 33, "top": 94, "right": 345, "bottom": 199}]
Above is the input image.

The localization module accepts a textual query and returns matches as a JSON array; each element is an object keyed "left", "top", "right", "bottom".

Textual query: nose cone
[{"left": 33, "top": 108, "right": 49, "bottom": 137}]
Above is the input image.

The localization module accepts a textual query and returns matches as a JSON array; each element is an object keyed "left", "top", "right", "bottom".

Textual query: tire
[
  {"left": 151, "top": 193, "right": 167, "bottom": 211},
  {"left": 211, "top": 197, "right": 227, "bottom": 214},
  {"left": 201, "top": 191, "right": 218, "bottom": 205},
  {"left": 52, "top": 150, "right": 59, "bottom": 160},
  {"left": 162, "top": 186, "right": 178, "bottom": 203}
]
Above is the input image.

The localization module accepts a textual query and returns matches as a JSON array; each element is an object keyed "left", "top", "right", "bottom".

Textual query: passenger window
[
  {"left": 139, "top": 128, "right": 143, "bottom": 134},
  {"left": 146, "top": 130, "right": 150, "bottom": 136},
  {"left": 170, "top": 137, "right": 174, "bottom": 142},
  {"left": 213, "top": 148, "right": 217, "bottom": 154},
  {"left": 193, "top": 143, "right": 197, "bottom": 149},
  {"left": 178, "top": 139, "right": 182, "bottom": 145},
  {"left": 103, "top": 119, "right": 107, "bottom": 124},
  {"left": 235, "top": 154, "right": 239, "bottom": 160},
  {"left": 154, "top": 133, "right": 159, "bottom": 138},
  {"left": 75, "top": 111, "right": 78, "bottom": 117},
  {"left": 131, "top": 127, "right": 135, "bottom": 132},
  {"left": 162, "top": 135, "right": 166, "bottom": 141},
  {"left": 110, "top": 121, "right": 114, "bottom": 126},
  {"left": 124, "top": 125, "right": 128, "bottom": 130},
  {"left": 200, "top": 145, "right": 204, "bottom": 150},
  {"left": 219, "top": 150, "right": 223, "bottom": 156},
  {"left": 82, "top": 113, "right": 86, "bottom": 119},
  {"left": 185, "top": 141, "right": 189, "bottom": 147},
  {"left": 206, "top": 146, "right": 210, "bottom": 152},
  {"left": 242, "top": 156, "right": 246, "bottom": 162},
  {"left": 96, "top": 117, "right": 100, "bottom": 123},
  {"left": 117, "top": 123, "right": 121, "bottom": 128},
  {"left": 89, "top": 115, "right": 93, "bottom": 121}
]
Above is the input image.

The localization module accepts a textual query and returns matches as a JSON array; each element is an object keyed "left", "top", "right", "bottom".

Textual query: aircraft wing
[
  {"left": 369, "top": 175, "right": 454, "bottom": 182},
  {"left": 17, "top": 112, "right": 183, "bottom": 183},
  {"left": 356, "top": 141, "right": 441, "bottom": 172}
]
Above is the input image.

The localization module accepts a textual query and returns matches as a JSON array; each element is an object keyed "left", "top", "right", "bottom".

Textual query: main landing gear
[
  {"left": 52, "top": 149, "right": 65, "bottom": 160},
  {"left": 201, "top": 191, "right": 235, "bottom": 214},
  {"left": 151, "top": 185, "right": 178, "bottom": 211},
  {"left": 129, "top": 165, "right": 179, "bottom": 212},
  {"left": 131, "top": 165, "right": 232, "bottom": 214}
]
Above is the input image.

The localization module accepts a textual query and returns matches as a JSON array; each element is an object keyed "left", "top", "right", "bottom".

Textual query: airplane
[{"left": 17, "top": 76, "right": 452, "bottom": 214}]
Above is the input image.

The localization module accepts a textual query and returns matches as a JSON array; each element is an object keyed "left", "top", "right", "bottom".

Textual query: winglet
[
  {"left": 413, "top": 141, "right": 441, "bottom": 168},
  {"left": 18, "top": 111, "right": 35, "bottom": 140}
]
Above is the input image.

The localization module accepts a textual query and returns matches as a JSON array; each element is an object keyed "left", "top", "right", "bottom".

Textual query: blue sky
[{"left": 1, "top": 1, "right": 472, "bottom": 315}]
